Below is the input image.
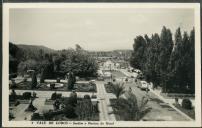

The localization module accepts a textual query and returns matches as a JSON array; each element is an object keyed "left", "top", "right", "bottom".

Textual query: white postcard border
[{"left": 2, "top": 3, "right": 201, "bottom": 127}]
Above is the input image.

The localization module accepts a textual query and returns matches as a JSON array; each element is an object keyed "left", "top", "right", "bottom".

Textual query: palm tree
[
  {"left": 111, "top": 82, "right": 125, "bottom": 99},
  {"left": 113, "top": 91, "right": 150, "bottom": 121}
]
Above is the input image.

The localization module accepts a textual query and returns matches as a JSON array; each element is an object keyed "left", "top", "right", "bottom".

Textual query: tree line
[
  {"left": 9, "top": 43, "right": 98, "bottom": 79},
  {"left": 130, "top": 26, "right": 195, "bottom": 94}
]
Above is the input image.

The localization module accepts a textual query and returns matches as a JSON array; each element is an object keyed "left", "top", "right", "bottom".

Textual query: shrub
[
  {"left": 63, "top": 105, "right": 77, "bottom": 118},
  {"left": 68, "top": 72, "right": 76, "bottom": 90},
  {"left": 43, "top": 110, "right": 63, "bottom": 120},
  {"left": 10, "top": 79, "right": 17, "bottom": 89},
  {"left": 50, "top": 83, "right": 55, "bottom": 90},
  {"left": 57, "top": 78, "right": 60, "bottom": 83},
  {"left": 51, "top": 92, "right": 62, "bottom": 100},
  {"left": 22, "top": 92, "right": 32, "bottom": 100},
  {"left": 91, "top": 95, "right": 97, "bottom": 99},
  {"left": 40, "top": 69, "right": 45, "bottom": 83},
  {"left": 23, "top": 78, "right": 27, "bottom": 82},
  {"left": 14, "top": 101, "right": 20, "bottom": 106},
  {"left": 31, "top": 113, "right": 42, "bottom": 120},
  {"left": 31, "top": 72, "right": 37, "bottom": 89},
  {"left": 181, "top": 98, "right": 192, "bottom": 109},
  {"left": 84, "top": 94, "right": 91, "bottom": 100},
  {"left": 68, "top": 95, "right": 77, "bottom": 107}
]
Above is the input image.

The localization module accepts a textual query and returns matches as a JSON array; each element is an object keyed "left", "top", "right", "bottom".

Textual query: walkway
[
  {"left": 96, "top": 81, "right": 116, "bottom": 121},
  {"left": 149, "top": 89, "right": 194, "bottom": 121}
]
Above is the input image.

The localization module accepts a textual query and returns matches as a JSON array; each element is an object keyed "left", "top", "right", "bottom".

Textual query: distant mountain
[{"left": 17, "top": 44, "right": 55, "bottom": 54}]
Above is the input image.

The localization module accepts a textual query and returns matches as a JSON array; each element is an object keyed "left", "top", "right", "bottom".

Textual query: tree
[
  {"left": 187, "top": 28, "right": 195, "bottom": 93},
  {"left": 60, "top": 45, "right": 98, "bottom": 78},
  {"left": 31, "top": 72, "right": 37, "bottom": 89},
  {"left": 111, "top": 82, "right": 125, "bottom": 99},
  {"left": 67, "top": 71, "right": 76, "bottom": 90},
  {"left": 129, "top": 26, "right": 194, "bottom": 94},
  {"left": 40, "top": 68, "right": 45, "bottom": 83},
  {"left": 113, "top": 91, "right": 150, "bottom": 121},
  {"left": 158, "top": 26, "right": 173, "bottom": 92},
  {"left": 17, "top": 59, "right": 38, "bottom": 76},
  {"left": 130, "top": 36, "right": 146, "bottom": 69}
]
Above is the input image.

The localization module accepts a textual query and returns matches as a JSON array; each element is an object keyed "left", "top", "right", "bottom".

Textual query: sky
[{"left": 9, "top": 8, "right": 194, "bottom": 51}]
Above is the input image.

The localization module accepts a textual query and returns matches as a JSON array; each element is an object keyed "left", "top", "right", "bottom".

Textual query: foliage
[
  {"left": 112, "top": 92, "right": 150, "bottom": 121},
  {"left": 130, "top": 36, "right": 146, "bottom": 69},
  {"left": 9, "top": 42, "right": 54, "bottom": 74},
  {"left": 111, "top": 82, "right": 125, "bottom": 99},
  {"left": 181, "top": 98, "right": 192, "bottom": 109},
  {"left": 67, "top": 72, "right": 76, "bottom": 90},
  {"left": 63, "top": 105, "right": 77, "bottom": 118},
  {"left": 31, "top": 113, "right": 44, "bottom": 121},
  {"left": 10, "top": 43, "right": 98, "bottom": 80},
  {"left": 22, "top": 92, "right": 32, "bottom": 100},
  {"left": 31, "top": 72, "right": 37, "bottom": 89},
  {"left": 84, "top": 94, "right": 91, "bottom": 100},
  {"left": 60, "top": 45, "right": 98, "bottom": 77},
  {"left": 51, "top": 92, "right": 62, "bottom": 100},
  {"left": 68, "top": 91, "right": 77, "bottom": 107},
  {"left": 130, "top": 26, "right": 195, "bottom": 94},
  {"left": 17, "top": 59, "right": 38, "bottom": 75}
]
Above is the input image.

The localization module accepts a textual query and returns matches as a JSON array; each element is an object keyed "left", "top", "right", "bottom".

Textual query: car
[{"left": 140, "top": 81, "right": 148, "bottom": 90}]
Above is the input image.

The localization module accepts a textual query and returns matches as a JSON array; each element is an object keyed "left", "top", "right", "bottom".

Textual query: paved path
[
  {"left": 149, "top": 89, "right": 194, "bottom": 121},
  {"left": 96, "top": 81, "right": 116, "bottom": 121}
]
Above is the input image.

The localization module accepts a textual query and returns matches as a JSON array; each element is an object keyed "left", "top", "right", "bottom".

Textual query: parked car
[{"left": 140, "top": 81, "right": 148, "bottom": 90}]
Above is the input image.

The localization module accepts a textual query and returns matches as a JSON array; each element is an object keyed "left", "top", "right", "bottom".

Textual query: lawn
[
  {"left": 102, "top": 70, "right": 126, "bottom": 78},
  {"left": 173, "top": 104, "right": 195, "bottom": 119},
  {"left": 15, "top": 81, "right": 97, "bottom": 92}
]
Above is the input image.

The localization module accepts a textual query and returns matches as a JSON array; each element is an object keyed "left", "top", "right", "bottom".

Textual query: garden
[
  {"left": 13, "top": 80, "right": 97, "bottom": 93},
  {"left": 31, "top": 92, "right": 99, "bottom": 121}
]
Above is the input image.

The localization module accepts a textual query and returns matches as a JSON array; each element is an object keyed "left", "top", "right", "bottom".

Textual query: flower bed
[{"left": 15, "top": 81, "right": 97, "bottom": 92}]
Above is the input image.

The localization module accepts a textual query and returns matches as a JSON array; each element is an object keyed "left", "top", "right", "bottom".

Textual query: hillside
[{"left": 17, "top": 44, "right": 55, "bottom": 54}]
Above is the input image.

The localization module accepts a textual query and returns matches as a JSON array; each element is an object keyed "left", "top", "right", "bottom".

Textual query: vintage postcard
[{"left": 2, "top": 3, "right": 201, "bottom": 127}]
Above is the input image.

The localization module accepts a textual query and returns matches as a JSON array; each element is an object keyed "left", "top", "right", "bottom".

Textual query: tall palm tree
[
  {"left": 111, "top": 82, "right": 125, "bottom": 99},
  {"left": 113, "top": 91, "right": 150, "bottom": 121}
]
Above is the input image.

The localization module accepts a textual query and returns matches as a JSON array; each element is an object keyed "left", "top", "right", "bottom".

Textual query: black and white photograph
[{"left": 2, "top": 3, "right": 201, "bottom": 127}]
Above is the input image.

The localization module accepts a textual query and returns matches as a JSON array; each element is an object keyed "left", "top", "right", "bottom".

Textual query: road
[{"left": 111, "top": 69, "right": 190, "bottom": 121}]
